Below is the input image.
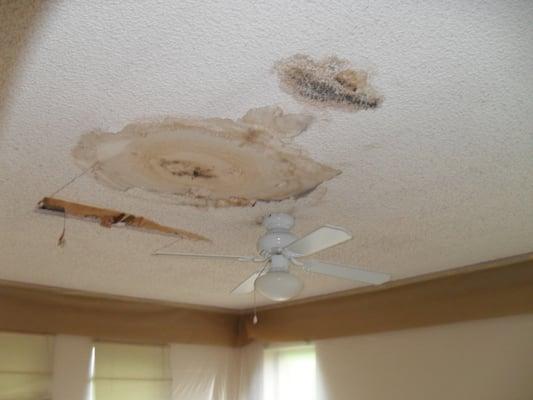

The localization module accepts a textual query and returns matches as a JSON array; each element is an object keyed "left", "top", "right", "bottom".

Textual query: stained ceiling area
[{"left": 1, "top": 0, "right": 532, "bottom": 309}]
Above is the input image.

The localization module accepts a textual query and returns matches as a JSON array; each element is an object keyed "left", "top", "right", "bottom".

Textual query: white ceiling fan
[{"left": 152, "top": 213, "right": 391, "bottom": 301}]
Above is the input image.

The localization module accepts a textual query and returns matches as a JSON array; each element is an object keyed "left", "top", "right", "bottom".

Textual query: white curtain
[
  {"left": 52, "top": 335, "right": 93, "bottom": 400},
  {"left": 236, "top": 342, "right": 264, "bottom": 400},
  {"left": 169, "top": 344, "right": 240, "bottom": 400},
  {"left": 0, "top": 332, "right": 54, "bottom": 400}
]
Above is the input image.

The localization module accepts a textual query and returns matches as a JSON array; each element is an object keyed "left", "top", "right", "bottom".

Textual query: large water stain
[
  {"left": 275, "top": 54, "right": 383, "bottom": 111},
  {"left": 73, "top": 106, "right": 340, "bottom": 207}
]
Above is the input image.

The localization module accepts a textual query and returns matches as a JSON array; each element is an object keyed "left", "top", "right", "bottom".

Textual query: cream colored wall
[{"left": 316, "top": 314, "right": 533, "bottom": 400}]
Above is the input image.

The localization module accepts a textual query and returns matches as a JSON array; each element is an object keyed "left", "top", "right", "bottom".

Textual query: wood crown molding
[
  {"left": 241, "top": 254, "right": 533, "bottom": 342},
  {"left": 0, "top": 253, "right": 531, "bottom": 346},
  {"left": 0, "top": 283, "right": 240, "bottom": 347}
]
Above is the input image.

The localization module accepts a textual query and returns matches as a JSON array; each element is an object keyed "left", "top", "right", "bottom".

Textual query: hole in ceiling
[
  {"left": 72, "top": 106, "right": 340, "bottom": 207},
  {"left": 275, "top": 54, "right": 383, "bottom": 111}
]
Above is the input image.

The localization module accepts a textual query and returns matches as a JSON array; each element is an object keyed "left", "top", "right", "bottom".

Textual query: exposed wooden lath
[{"left": 37, "top": 197, "right": 209, "bottom": 241}]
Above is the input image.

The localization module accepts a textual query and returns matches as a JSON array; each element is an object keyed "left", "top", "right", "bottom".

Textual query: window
[
  {"left": 90, "top": 342, "right": 171, "bottom": 400},
  {"left": 263, "top": 344, "right": 316, "bottom": 400},
  {"left": 0, "top": 332, "right": 54, "bottom": 400}
]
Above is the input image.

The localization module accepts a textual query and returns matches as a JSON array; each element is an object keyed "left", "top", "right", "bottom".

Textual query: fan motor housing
[
  {"left": 257, "top": 231, "right": 297, "bottom": 255},
  {"left": 262, "top": 213, "right": 295, "bottom": 231},
  {"left": 258, "top": 213, "right": 297, "bottom": 256}
]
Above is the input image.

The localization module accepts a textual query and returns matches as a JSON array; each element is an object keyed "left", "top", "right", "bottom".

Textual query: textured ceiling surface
[{"left": 1, "top": 0, "right": 532, "bottom": 309}]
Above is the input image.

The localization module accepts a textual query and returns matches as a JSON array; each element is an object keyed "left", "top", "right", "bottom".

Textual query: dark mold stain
[
  {"left": 275, "top": 54, "right": 383, "bottom": 111},
  {"left": 160, "top": 159, "right": 216, "bottom": 179}
]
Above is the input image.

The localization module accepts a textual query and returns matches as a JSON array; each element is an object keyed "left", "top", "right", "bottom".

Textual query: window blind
[
  {"left": 92, "top": 342, "right": 171, "bottom": 400},
  {"left": 0, "top": 332, "right": 54, "bottom": 400}
]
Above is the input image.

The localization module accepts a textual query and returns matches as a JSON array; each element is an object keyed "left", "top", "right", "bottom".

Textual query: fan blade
[
  {"left": 152, "top": 251, "right": 263, "bottom": 262},
  {"left": 284, "top": 225, "right": 352, "bottom": 257},
  {"left": 231, "top": 270, "right": 265, "bottom": 294},
  {"left": 302, "top": 260, "right": 391, "bottom": 285}
]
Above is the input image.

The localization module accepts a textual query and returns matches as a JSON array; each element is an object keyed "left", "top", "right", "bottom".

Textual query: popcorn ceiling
[
  {"left": 275, "top": 54, "right": 382, "bottom": 111},
  {"left": 2, "top": 0, "right": 532, "bottom": 309}
]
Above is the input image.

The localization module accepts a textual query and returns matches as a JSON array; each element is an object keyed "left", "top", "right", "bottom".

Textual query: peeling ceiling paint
[{"left": 73, "top": 106, "right": 339, "bottom": 207}]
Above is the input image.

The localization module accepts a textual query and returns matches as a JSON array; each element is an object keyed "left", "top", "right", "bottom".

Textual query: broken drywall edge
[{"left": 37, "top": 197, "right": 209, "bottom": 241}]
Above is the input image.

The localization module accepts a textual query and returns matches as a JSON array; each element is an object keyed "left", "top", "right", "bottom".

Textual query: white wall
[{"left": 316, "top": 314, "right": 533, "bottom": 400}]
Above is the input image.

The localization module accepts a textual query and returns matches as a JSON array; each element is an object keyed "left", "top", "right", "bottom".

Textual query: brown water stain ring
[{"left": 72, "top": 106, "right": 340, "bottom": 207}]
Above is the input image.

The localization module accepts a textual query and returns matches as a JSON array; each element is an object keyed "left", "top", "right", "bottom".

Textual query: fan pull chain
[
  {"left": 252, "top": 260, "right": 268, "bottom": 325},
  {"left": 253, "top": 289, "right": 258, "bottom": 325}
]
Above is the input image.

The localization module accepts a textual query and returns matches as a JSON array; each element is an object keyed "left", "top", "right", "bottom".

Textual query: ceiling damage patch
[
  {"left": 73, "top": 106, "right": 340, "bottom": 207},
  {"left": 38, "top": 197, "right": 209, "bottom": 241},
  {"left": 275, "top": 54, "right": 382, "bottom": 111}
]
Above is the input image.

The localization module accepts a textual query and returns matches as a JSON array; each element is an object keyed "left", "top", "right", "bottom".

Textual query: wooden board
[{"left": 37, "top": 197, "right": 209, "bottom": 241}]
